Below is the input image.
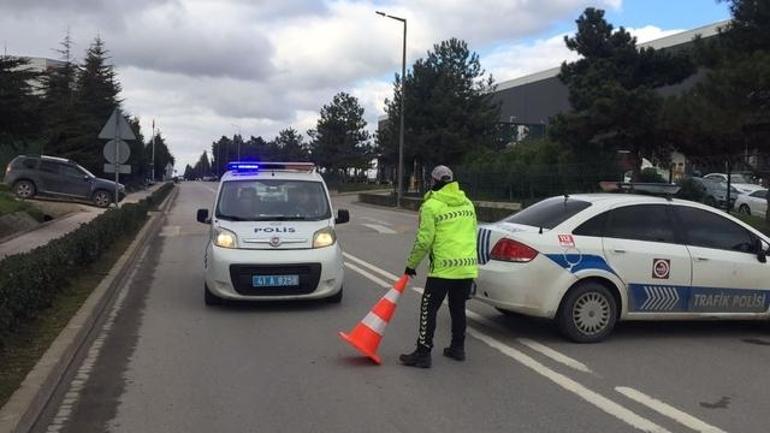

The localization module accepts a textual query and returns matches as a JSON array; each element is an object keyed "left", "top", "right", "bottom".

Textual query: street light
[{"left": 376, "top": 10, "right": 407, "bottom": 207}]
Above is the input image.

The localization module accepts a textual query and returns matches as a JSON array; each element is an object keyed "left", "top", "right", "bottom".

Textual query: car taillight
[{"left": 490, "top": 238, "right": 538, "bottom": 263}]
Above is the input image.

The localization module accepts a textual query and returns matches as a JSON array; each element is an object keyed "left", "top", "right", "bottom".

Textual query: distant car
[
  {"left": 687, "top": 177, "right": 739, "bottom": 209},
  {"left": 4, "top": 155, "right": 125, "bottom": 208},
  {"left": 736, "top": 189, "right": 768, "bottom": 218},
  {"left": 703, "top": 172, "right": 763, "bottom": 194},
  {"left": 475, "top": 192, "right": 770, "bottom": 342}
]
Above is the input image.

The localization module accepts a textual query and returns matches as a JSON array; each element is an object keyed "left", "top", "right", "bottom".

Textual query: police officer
[{"left": 400, "top": 165, "right": 477, "bottom": 368}]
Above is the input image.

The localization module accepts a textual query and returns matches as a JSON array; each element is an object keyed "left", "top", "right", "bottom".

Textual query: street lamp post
[
  {"left": 231, "top": 123, "right": 242, "bottom": 160},
  {"left": 376, "top": 10, "right": 406, "bottom": 207}
]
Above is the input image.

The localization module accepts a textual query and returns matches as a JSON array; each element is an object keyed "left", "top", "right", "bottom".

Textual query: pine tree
[
  {"left": 308, "top": 92, "right": 372, "bottom": 180},
  {"left": 272, "top": 128, "right": 309, "bottom": 161},
  {"left": 41, "top": 31, "right": 82, "bottom": 158},
  {"left": 380, "top": 38, "right": 499, "bottom": 187},
  {"left": 0, "top": 55, "right": 42, "bottom": 165}
]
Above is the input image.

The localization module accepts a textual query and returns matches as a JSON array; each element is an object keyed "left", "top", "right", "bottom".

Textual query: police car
[
  {"left": 196, "top": 162, "right": 349, "bottom": 305},
  {"left": 475, "top": 190, "right": 770, "bottom": 342}
]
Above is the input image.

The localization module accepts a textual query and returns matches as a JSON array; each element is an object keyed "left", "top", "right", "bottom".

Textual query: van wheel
[
  {"left": 204, "top": 284, "right": 222, "bottom": 306},
  {"left": 557, "top": 282, "right": 617, "bottom": 343},
  {"left": 327, "top": 286, "right": 343, "bottom": 303},
  {"left": 93, "top": 190, "right": 112, "bottom": 208},
  {"left": 14, "top": 180, "right": 36, "bottom": 199},
  {"left": 739, "top": 204, "right": 751, "bottom": 216}
]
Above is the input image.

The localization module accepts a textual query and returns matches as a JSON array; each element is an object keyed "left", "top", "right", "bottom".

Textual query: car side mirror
[
  {"left": 196, "top": 209, "right": 210, "bottom": 224},
  {"left": 83, "top": 175, "right": 91, "bottom": 181},
  {"left": 335, "top": 209, "right": 350, "bottom": 225},
  {"left": 757, "top": 239, "right": 768, "bottom": 263}
]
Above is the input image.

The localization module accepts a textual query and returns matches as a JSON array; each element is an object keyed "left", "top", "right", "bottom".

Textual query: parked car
[
  {"left": 736, "top": 189, "right": 768, "bottom": 218},
  {"left": 703, "top": 172, "right": 764, "bottom": 194},
  {"left": 4, "top": 155, "right": 125, "bottom": 208},
  {"left": 687, "top": 177, "right": 739, "bottom": 209}
]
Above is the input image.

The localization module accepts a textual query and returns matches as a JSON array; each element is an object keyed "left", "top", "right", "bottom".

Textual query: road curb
[{"left": 0, "top": 186, "right": 176, "bottom": 433}]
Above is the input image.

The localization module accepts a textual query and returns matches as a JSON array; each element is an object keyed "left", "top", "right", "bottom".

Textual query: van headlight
[
  {"left": 213, "top": 227, "right": 238, "bottom": 249},
  {"left": 313, "top": 227, "right": 336, "bottom": 248}
]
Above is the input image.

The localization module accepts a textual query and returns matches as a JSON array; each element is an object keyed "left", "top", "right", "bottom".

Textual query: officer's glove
[{"left": 404, "top": 267, "right": 417, "bottom": 277}]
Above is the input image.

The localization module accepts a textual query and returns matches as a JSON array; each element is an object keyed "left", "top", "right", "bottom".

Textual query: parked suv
[{"left": 4, "top": 155, "right": 125, "bottom": 208}]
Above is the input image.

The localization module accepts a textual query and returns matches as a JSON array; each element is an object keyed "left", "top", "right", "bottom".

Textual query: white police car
[
  {"left": 196, "top": 162, "right": 348, "bottom": 305},
  {"left": 475, "top": 192, "right": 770, "bottom": 342}
]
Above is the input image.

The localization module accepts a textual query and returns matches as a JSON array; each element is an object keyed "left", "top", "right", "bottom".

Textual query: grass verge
[
  {"left": 0, "top": 232, "right": 138, "bottom": 407},
  {"left": 0, "top": 191, "right": 44, "bottom": 222}
]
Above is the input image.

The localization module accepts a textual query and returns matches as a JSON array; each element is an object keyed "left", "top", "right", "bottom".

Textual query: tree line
[{"left": 0, "top": 33, "right": 175, "bottom": 187}]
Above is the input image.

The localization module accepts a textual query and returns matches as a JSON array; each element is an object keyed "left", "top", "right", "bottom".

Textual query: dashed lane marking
[
  {"left": 360, "top": 223, "right": 397, "bottom": 234},
  {"left": 616, "top": 387, "right": 728, "bottom": 433}
]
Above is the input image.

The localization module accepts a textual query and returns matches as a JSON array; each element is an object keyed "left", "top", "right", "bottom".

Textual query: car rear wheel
[
  {"left": 204, "top": 284, "right": 222, "bottom": 306},
  {"left": 13, "top": 180, "right": 36, "bottom": 199},
  {"left": 93, "top": 190, "right": 112, "bottom": 208},
  {"left": 557, "top": 282, "right": 617, "bottom": 343},
  {"left": 739, "top": 204, "right": 751, "bottom": 216},
  {"left": 326, "top": 286, "right": 343, "bottom": 303}
]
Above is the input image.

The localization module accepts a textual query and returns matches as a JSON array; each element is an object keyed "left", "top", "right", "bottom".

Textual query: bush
[
  {"left": 676, "top": 178, "right": 707, "bottom": 203},
  {"left": 0, "top": 183, "right": 174, "bottom": 349}
]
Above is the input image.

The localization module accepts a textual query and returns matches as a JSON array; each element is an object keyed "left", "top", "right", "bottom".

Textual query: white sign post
[{"left": 99, "top": 108, "right": 136, "bottom": 206}]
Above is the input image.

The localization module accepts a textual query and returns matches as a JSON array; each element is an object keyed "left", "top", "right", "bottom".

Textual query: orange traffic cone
[{"left": 339, "top": 275, "right": 410, "bottom": 364}]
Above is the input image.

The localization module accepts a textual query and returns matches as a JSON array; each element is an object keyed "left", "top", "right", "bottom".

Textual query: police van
[
  {"left": 196, "top": 162, "right": 349, "bottom": 305},
  {"left": 475, "top": 189, "right": 770, "bottom": 342}
]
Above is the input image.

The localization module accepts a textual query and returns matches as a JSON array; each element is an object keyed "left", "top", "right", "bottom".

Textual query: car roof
[
  {"left": 564, "top": 193, "right": 726, "bottom": 211},
  {"left": 17, "top": 155, "right": 72, "bottom": 163}
]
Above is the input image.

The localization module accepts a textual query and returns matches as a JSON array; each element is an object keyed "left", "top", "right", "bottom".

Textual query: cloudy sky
[{"left": 1, "top": 0, "right": 729, "bottom": 169}]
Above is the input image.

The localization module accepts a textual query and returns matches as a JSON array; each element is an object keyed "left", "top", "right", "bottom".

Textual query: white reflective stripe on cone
[
  {"left": 361, "top": 312, "right": 388, "bottom": 335},
  {"left": 384, "top": 289, "right": 401, "bottom": 303}
]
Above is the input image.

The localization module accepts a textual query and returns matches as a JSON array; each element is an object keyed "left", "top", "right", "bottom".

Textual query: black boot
[
  {"left": 399, "top": 347, "right": 431, "bottom": 368},
  {"left": 443, "top": 345, "right": 465, "bottom": 361}
]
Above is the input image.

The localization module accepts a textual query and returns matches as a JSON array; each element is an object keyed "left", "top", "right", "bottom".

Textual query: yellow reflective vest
[{"left": 406, "top": 182, "right": 478, "bottom": 279}]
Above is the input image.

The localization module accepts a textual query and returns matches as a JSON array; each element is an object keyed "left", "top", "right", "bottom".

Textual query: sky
[{"left": 0, "top": 0, "right": 731, "bottom": 170}]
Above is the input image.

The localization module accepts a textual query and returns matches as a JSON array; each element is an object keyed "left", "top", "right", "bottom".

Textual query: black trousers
[{"left": 416, "top": 277, "right": 474, "bottom": 351}]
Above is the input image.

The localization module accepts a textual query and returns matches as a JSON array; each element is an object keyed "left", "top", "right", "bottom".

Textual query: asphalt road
[{"left": 32, "top": 181, "right": 770, "bottom": 433}]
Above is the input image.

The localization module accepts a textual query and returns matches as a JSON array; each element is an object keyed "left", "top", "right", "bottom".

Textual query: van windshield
[{"left": 216, "top": 180, "right": 331, "bottom": 221}]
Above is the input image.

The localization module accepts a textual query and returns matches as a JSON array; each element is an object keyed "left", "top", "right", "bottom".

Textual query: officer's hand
[{"left": 404, "top": 267, "right": 417, "bottom": 277}]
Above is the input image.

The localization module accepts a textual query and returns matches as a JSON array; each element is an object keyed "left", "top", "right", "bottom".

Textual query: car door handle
[
  {"left": 612, "top": 248, "right": 626, "bottom": 254},
  {"left": 695, "top": 257, "right": 709, "bottom": 262}
]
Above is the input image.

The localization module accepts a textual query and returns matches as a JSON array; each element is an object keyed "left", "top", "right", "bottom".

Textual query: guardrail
[{"left": 358, "top": 192, "right": 520, "bottom": 222}]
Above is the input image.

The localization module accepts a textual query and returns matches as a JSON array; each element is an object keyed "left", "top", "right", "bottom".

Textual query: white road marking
[
  {"left": 616, "top": 387, "right": 728, "bottom": 433},
  {"left": 343, "top": 262, "right": 391, "bottom": 288},
  {"left": 343, "top": 252, "right": 401, "bottom": 280},
  {"left": 517, "top": 338, "right": 593, "bottom": 375},
  {"left": 361, "top": 216, "right": 394, "bottom": 226},
  {"left": 361, "top": 223, "right": 397, "bottom": 234},
  {"left": 468, "top": 329, "right": 672, "bottom": 433}
]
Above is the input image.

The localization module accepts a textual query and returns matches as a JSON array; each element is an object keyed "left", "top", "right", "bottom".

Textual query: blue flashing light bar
[
  {"left": 227, "top": 161, "right": 315, "bottom": 173},
  {"left": 227, "top": 162, "right": 260, "bottom": 171}
]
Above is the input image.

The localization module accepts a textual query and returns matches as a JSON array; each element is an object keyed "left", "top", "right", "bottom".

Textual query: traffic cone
[{"left": 339, "top": 275, "right": 410, "bottom": 364}]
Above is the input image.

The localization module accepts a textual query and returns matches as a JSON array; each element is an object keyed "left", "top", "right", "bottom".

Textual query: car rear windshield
[
  {"left": 504, "top": 196, "right": 591, "bottom": 229},
  {"left": 216, "top": 179, "right": 331, "bottom": 221}
]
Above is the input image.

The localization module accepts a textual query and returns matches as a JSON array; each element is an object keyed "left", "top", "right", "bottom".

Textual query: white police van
[
  {"left": 196, "top": 162, "right": 348, "bottom": 305},
  {"left": 475, "top": 190, "right": 770, "bottom": 342}
]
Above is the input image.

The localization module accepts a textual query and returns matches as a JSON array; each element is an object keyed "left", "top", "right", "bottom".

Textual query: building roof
[{"left": 495, "top": 20, "right": 729, "bottom": 92}]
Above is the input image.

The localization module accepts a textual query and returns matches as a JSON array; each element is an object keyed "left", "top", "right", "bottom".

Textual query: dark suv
[{"left": 4, "top": 155, "right": 125, "bottom": 208}]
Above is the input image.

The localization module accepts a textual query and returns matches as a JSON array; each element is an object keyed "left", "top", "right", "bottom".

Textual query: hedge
[{"left": 0, "top": 183, "right": 174, "bottom": 350}]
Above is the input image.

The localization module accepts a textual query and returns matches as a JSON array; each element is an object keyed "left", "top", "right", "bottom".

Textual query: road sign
[
  {"left": 104, "top": 164, "right": 132, "bottom": 174},
  {"left": 99, "top": 108, "right": 137, "bottom": 141},
  {"left": 103, "top": 139, "right": 131, "bottom": 164}
]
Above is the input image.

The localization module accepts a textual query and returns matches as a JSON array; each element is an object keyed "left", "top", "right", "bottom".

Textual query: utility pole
[
  {"left": 376, "top": 10, "right": 407, "bottom": 207},
  {"left": 151, "top": 119, "right": 156, "bottom": 182}
]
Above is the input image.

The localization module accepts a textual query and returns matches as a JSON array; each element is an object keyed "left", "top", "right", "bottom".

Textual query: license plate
[{"left": 252, "top": 275, "right": 299, "bottom": 287}]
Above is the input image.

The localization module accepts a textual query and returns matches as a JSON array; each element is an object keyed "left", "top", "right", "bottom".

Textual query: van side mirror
[
  {"left": 196, "top": 208, "right": 210, "bottom": 224},
  {"left": 335, "top": 209, "right": 350, "bottom": 225},
  {"left": 757, "top": 238, "right": 768, "bottom": 263}
]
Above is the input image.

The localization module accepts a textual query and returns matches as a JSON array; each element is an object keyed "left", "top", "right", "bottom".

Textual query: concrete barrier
[{"left": 358, "top": 192, "right": 520, "bottom": 222}]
